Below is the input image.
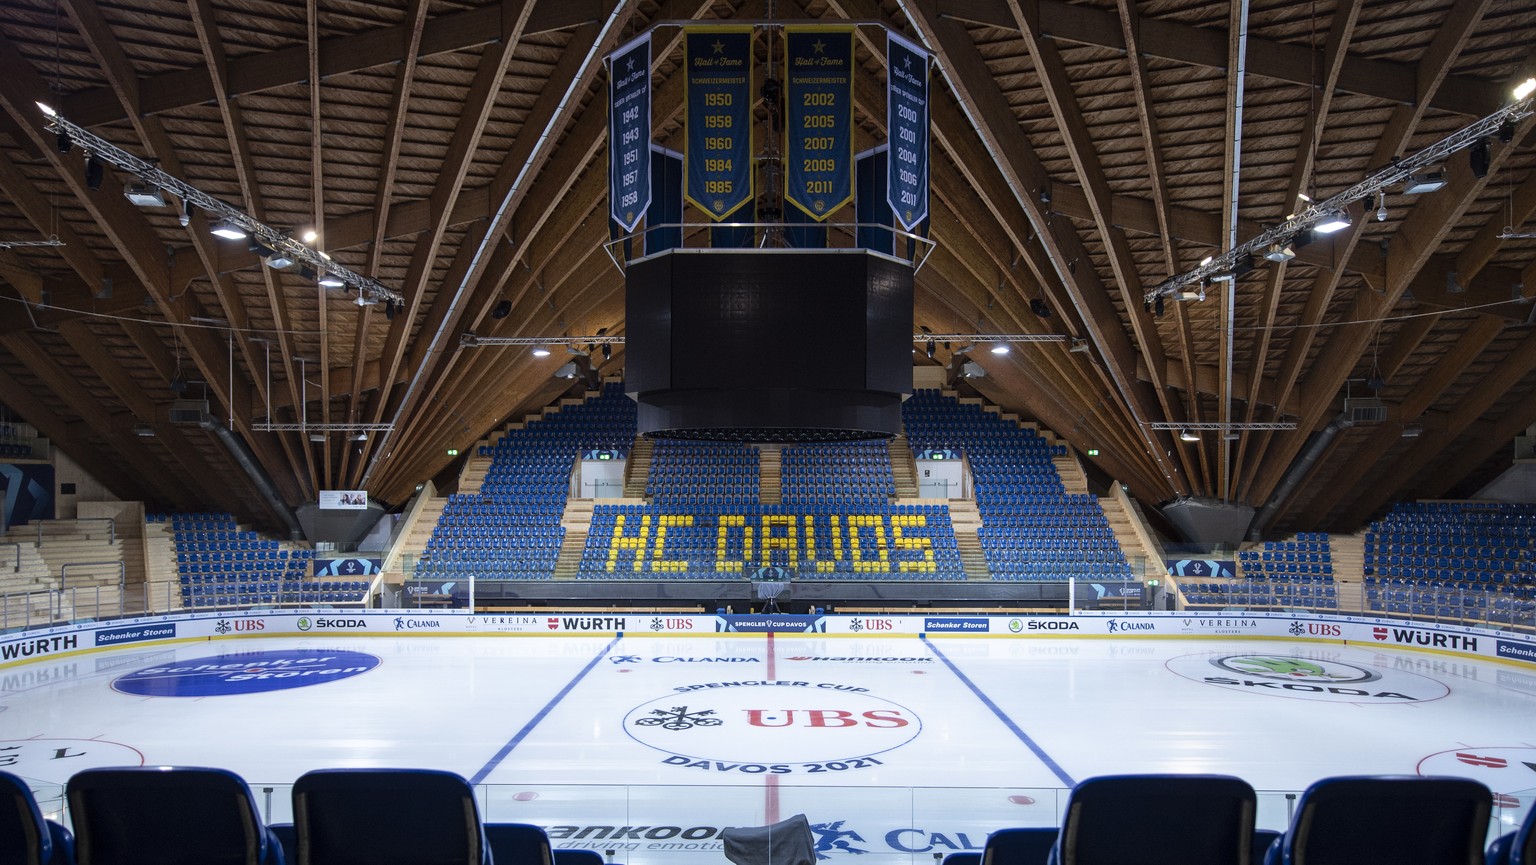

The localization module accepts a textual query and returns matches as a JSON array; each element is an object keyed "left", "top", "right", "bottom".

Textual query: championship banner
[
  {"left": 608, "top": 33, "right": 652, "bottom": 233},
  {"left": 785, "top": 27, "right": 854, "bottom": 221},
  {"left": 685, "top": 27, "right": 753, "bottom": 221},
  {"left": 885, "top": 31, "right": 930, "bottom": 231}
]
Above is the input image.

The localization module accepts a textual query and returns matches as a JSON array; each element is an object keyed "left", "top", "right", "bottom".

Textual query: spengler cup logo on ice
[
  {"left": 112, "top": 649, "right": 381, "bottom": 697},
  {"left": 1165, "top": 652, "right": 1450, "bottom": 703},
  {"left": 625, "top": 680, "right": 922, "bottom": 775}
]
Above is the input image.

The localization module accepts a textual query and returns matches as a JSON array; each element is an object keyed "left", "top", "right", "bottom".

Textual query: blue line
[
  {"left": 921, "top": 634, "right": 1077, "bottom": 787},
  {"left": 470, "top": 633, "right": 623, "bottom": 785}
]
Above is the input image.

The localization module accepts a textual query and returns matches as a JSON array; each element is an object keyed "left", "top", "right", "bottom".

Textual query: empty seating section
[
  {"left": 152, "top": 512, "right": 351, "bottom": 607},
  {"left": 576, "top": 503, "right": 964, "bottom": 579},
  {"left": 1184, "top": 533, "right": 1337, "bottom": 610},
  {"left": 1361, "top": 502, "right": 1536, "bottom": 627},
  {"left": 902, "top": 389, "right": 1129, "bottom": 581},
  {"left": 647, "top": 440, "right": 759, "bottom": 505},
  {"left": 780, "top": 441, "right": 895, "bottom": 505},
  {"left": 415, "top": 383, "right": 636, "bottom": 581}
]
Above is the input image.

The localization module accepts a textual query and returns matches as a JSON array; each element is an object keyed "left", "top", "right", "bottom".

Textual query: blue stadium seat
[
  {"left": 1273, "top": 776, "right": 1490, "bottom": 865},
  {"left": 552, "top": 851, "right": 604, "bottom": 865},
  {"left": 983, "top": 827, "right": 1059, "bottom": 865},
  {"left": 485, "top": 823, "right": 554, "bottom": 865},
  {"left": 1051, "top": 775, "right": 1255, "bottom": 865},
  {"left": 0, "top": 771, "right": 72, "bottom": 865},
  {"left": 292, "top": 768, "right": 489, "bottom": 865},
  {"left": 65, "top": 766, "right": 280, "bottom": 865}
]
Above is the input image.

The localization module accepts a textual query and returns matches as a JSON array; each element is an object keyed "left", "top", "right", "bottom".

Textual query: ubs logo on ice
[{"left": 626, "top": 681, "right": 921, "bottom": 774}]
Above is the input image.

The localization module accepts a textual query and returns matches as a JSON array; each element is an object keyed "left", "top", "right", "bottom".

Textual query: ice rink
[{"left": 3, "top": 631, "right": 1534, "bottom": 862}]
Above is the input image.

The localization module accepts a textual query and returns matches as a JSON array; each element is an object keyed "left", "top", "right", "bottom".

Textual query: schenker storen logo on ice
[{"left": 112, "top": 649, "right": 380, "bottom": 697}]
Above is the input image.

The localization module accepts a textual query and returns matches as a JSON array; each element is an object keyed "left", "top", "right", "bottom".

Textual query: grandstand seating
[
  {"left": 1361, "top": 502, "right": 1536, "bottom": 627},
  {"left": 1, "top": 770, "right": 72, "bottom": 865},
  {"left": 150, "top": 512, "right": 353, "bottom": 607},
  {"left": 291, "top": 768, "right": 491, "bottom": 865},
  {"left": 65, "top": 766, "right": 283, "bottom": 865},
  {"left": 982, "top": 827, "right": 1058, "bottom": 865},
  {"left": 647, "top": 440, "right": 759, "bottom": 506},
  {"left": 484, "top": 823, "right": 556, "bottom": 865},
  {"left": 1184, "top": 534, "right": 1337, "bottom": 610},
  {"left": 1486, "top": 796, "right": 1536, "bottom": 865},
  {"left": 1050, "top": 774, "right": 1254, "bottom": 865},
  {"left": 1268, "top": 775, "right": 1490, "bottom": 865},
  {"left": 780, "top": 440, "right": 895, "bottom": 505},
  {"left": 903, "top": 389, "right": 1130, "bottom": 582},
  {"left": 415, "top": 383, "right": 636, "bottom": 581}
]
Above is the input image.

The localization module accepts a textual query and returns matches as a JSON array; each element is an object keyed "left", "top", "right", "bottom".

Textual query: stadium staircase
[
  {"left": 0, "top": 520, "right": 126, "bottom": 619},
  {"left": 757, "top": 445, "right": 782, "bottom": 504},
  {"left": 888, "top": 436, "right": 918, "bottom": 497},
  {"left": 1330, "top": 531, "right": 1366, "bottom": 613},
  {"left": 945, "top": 499, "right": 988, "bottom": 579},
  {"left": 622, "top": 437, "right": 653, "bottom": 498},
  {"left": 1099, "top": 485, "right": 1165, "bottom": 579}
]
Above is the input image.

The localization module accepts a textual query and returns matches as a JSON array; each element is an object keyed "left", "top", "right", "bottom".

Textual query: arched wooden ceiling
[{"left": 0, "top": 0, "right": 1532, "bottom": 537}]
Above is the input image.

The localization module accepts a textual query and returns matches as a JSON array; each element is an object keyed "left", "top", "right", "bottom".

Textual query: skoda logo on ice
[
  {"left": 1212, "top": 655, "right": 1380, "bottom": 684},
  {"left": 1165, "top": 652, "right": 1450, "bottom": 704}
]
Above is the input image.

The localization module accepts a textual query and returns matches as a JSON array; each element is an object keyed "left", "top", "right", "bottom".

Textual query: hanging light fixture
[
  {"left": 209, "top": 218, "right": 247, "bottom": 240},
  {"left": 1313, "top": 211, "right": 1351, "bottom": 234}
]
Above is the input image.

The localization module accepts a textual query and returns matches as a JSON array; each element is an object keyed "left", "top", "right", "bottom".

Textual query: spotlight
[
  {"left": 309, "top": 433, "right": 326, "bottom": 443},
  {"left": 265, "top": 251, "right": 295, "bottom": 269},
  {"left": 601, "top": 343, "right": 612, "bottom": 361},
  {"left": 491, "top": 299, "right": 512, "bottom": 319},
  {"left": 925, "top": 338, "right": 935, "bottom": 358},
  {"left": 1069, "top": 339, "right": 1090, "bottom": 353},
  {"left": 55, "top": 128, "right": 71, "bottom": 155},
  {"left": 210, "top": 218, "right": 247, "bottom": 240},
  {"left": 1514, "top": 77, "right": 1536, "bottom": 101},
  {"left": 554, "top": 361, "right": 579, "bottom": 379},
  {"left": 1179, "top": 429, "right": 1200, "bottom": 442},
  {"left": 124, "top": 181, "right": 165, "bottom": 207},
  {"left": 301, "top": 229, "right": 319, "bottom": 243},
  {"left": 318, "top": 271, "right": 345, "bottom": 288},
  {"left": 179, "top": 199, "right": 193, "bottom": 227},
  {"left": 84, "top": 154, "right": 104, "bottom": 191},
  {"left": 531, "top": 347, "right": 551, "bottom": 358},
  {"left": 1153, "top": 295, "right": 1164, "bottom": 318},
  {"left": 961, "top": 360, "right": 985, "bottom": 378},
  {"left": 990, "top": 343, "right": 1010, "bottom": 355},
  {"left": 1400, "top": 424, "right": 1423, "bottom": 439},
  {"left": 459, "top": 332, "right": 479, "bottom": 348},
  {"left": 1029, "top": 298, "right": 1051, "bottom": 318},
  {"left": 1469, "top": 140, "right": 1491, "bottom": 179},
  {"left": 383, "top": 301, "right": 396, "bottom": 321},
  {"left": 1403, "top": 172, "right": 1446, "bottom": 194},
  {"left": 1499, "top": 121, "right": 1516, "bottom": 144},
  {"left": 353, "top": 432, "right": 368, "bottom": 442},
  {"left": 1313, "top": 211, "right": 1351, "bottom": 234},
  {"left": 1177, "top": 288, "right": 1202, "bottom": 302},
  {"left": 132, "top": 424, "right": 155, "bottom": 437}
]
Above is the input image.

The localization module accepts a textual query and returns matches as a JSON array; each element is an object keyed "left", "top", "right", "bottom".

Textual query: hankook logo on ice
[
  {"left": 1165, "top": 653, "right": 1449, "bottom": 703},
  {"left": 625, "top": 681, "right": 921, "bottom": 774}
]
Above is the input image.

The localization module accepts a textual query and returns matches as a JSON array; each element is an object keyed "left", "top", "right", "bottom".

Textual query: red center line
[{"left": 764, "top": 630, "right": 780, "bottom": 823}]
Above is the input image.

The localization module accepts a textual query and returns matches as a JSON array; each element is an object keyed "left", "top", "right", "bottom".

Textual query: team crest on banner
[
  {"left": 608, "top": 33, "right": 652, "bottom": 232},
  {"left": 885, "top": 32, "right": 930, "bottom": 231},
  {"left": 686, "top": 27, "right": 754, "bottom": 221},
  {"left": 785, "top": 27, "right": 853, "bottom": 221}
]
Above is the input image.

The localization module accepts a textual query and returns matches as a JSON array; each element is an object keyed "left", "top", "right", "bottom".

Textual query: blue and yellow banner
[
  {"left": 886, "top": 31, "right": 930, "bottom": 231},
  {"left": 785, "top": 27, "right": 854, "bottom": 221},
  {"left": 608, "top": 33, "right": 651, "bottom": 233},
  {"left": 685, "top": 27, "right": 754, "bottom": 221}
]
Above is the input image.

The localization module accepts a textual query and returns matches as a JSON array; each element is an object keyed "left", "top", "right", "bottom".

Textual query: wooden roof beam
[
  {"left": 901, "top": 0, "right": 1188, "bottom": 497},
  {"left": 0, "top": 368, "right": 149, "bottom": 502},
  {"left": 62, "top": 1, "right": 605, "bottom": 129},
  {"left": 932, "top": 0, "right": 1504, "bottom": 116}
]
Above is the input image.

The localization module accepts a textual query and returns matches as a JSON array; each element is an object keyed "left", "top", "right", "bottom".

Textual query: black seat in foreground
[
  {"left": 983, "top": 827, "right": 1059, "bottom": 865},
  {"left": 65, "top": 766, "right": 280, "bottom": 865},
  {"left": 484, "top": 824, "right": 552, "bottom": 865},
  {"left": 1052, "top": 774, "right": 1256, "bottom": 865},
  {"left": 292, "top": 769, "right": 489, "bottom": 865},
  {"left": 1276, "top": 776, "right": 1491, "bottom": 865},
  {"left": 1, "top": 770, "right": 73, "bottom": 865}
]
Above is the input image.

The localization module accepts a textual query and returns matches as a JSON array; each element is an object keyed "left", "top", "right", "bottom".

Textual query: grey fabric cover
[{"left": 722, "top": 815, "right": 816, "bottom": 865}]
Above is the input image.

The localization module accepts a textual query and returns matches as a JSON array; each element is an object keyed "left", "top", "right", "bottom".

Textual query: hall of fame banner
[
  {"left": 608, "top": 33, "right": 652, "bottom": 232},
  {"left": 784, "top": 27, "right": 854, "bottom": 221},
  {"left": 685, "top": 27, "right": 754, "bottom": 221},
  {"left": 885, "top": 31, "right": 930, "bottom": 231}
]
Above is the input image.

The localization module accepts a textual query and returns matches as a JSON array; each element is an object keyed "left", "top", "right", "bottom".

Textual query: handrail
[
  {"left": 601, "top": 221, "right": 938, "bottom": 274},
  {"left": 0, "top": 542, "right": 19, "bottom": 572},
  {"left": 36, "top": 517, "right": 116, "bottom": 546}
]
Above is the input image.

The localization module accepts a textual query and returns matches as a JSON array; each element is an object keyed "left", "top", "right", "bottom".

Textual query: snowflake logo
[
  {"left": 849, "top": 619, "right": 863, "bottom": 632},
  {"left": 1288, "top": 622, "right": 1306, "bottom": 636},
  {"left": 651, "top": 617, "right": 666, "bottom": 631},
  {"left": 632, "top": 706, "right": 723, "bottom": 731},
  {"left": 215, "top": 620, "right": 231, "bottom": 635}
]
